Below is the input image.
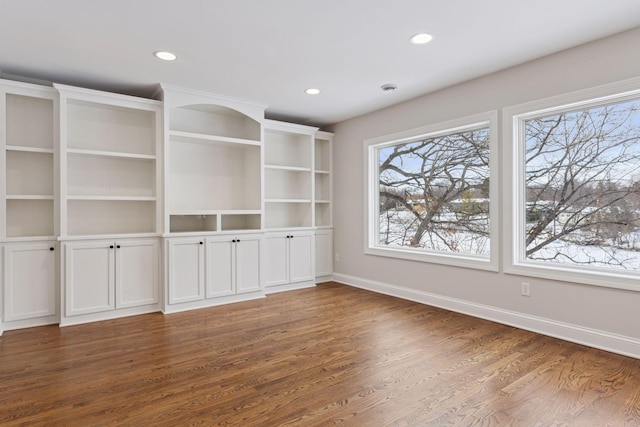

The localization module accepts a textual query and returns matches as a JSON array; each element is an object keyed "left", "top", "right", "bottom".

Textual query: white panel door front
[
  {"left": 3, "top": 242, "right": 56, "bottom": 321},
  {"left": 167, "top": 238, "right": 205, "bottom": 304},
  {"left": 263, "top": 233, "right": 288, "bottom": 287},
  {"left": 235, "top": 235, "right": 262, "bottom": 294},
  {"left": 289, "top": 232, "right": 314, "bottom": 283},
  {"left": 116, "top": 239, "right": 159, "bottom": 309},
  {"left": 206, "top": 238, "right": 234, "bottom": 298},
  {"left": 315, "top": 230, "right": 333, "bottom": 277},
  {"left": 65, "top": 241, "right": 114, "bottom": 316}
]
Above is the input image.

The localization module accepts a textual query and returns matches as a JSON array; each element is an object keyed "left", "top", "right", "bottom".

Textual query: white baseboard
[
  {"left": 264, "top": 281, "right": 316, "bottom": 295},
  {"left": 333, "top": 273, "right": 640, "bottom": 359}
]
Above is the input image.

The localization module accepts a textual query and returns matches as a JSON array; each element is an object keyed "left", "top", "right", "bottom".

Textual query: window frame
[
  {"left": 504, "top": 77, "right": 640, "bottom": 291},
  {"left": 364, "top": 111, "right": 499, "bottom": 272}
]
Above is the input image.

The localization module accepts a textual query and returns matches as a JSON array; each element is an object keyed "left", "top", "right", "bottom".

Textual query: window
[
  {"left": 506, "top": 79, "right": 640, "bottom": 290},
  {"left": 365, "top": 112, "right": 498, "bottom": 271}
]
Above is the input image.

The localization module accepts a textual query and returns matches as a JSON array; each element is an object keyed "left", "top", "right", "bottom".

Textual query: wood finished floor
[{"left": 1, "top": 282, "right": 639, "bottom": 426}]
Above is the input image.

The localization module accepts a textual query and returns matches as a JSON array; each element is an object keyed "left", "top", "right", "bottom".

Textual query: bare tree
[
  {"left": 525, "top": 99, "right": 640, "bottom": 266},
  {"left": 378, "top": 128, "right": 490, "bottom": 254}
]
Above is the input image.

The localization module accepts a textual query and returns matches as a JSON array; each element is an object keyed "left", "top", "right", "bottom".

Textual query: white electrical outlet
[
  {"left": 335, "top": 253, "right": 340, "bottom": 263},
  {"left": 521, "top": 282, "right": 531, "bottom": 297}
]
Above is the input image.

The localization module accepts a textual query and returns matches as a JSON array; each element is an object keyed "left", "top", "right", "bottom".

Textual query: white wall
[{"left": 331, "top": 27, "right": 640, "bottom": 357}]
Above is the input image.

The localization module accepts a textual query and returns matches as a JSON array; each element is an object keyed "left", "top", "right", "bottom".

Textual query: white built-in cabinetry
[
  {"left": 0, "top": 78, "right": 332, "bottom": 333},
  {"left": 264, "top": 120, "right": 314, "bottom": 229},
  {"left": 1, "top": 80, "right": 58, "bottom": 332},
  {"left": 3, "top": 242, "right": 57, "bottom": 323},
  {"left": 56, "top": 84, "right": 162, "bottom": 326},
  {"left": 315, "top": 229, "right": 333, "bottom": 280},
  {"left": 166, "top": 233, "right": 263, "bottom": 309},
  {"left": 314, "top": 131, "right": 333, "bottom": 282},
  {"left": 263, "top": 121, "right": 318, "bottom": 292},
  {"left": 63, "top": 239, "right": 159, "bottom": 322},
  {"left": 264, "top": 230, "right": 315, "bottom": 292},
  {"left": 162, "top": 86, "right": 266, "bottom": 313}
]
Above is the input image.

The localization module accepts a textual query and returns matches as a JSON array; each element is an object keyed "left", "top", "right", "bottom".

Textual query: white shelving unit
[
  {"left": 56, "top": 84, "right": 162, "bottom": 327},
  {"left": 57, "top": 85, "right": 162, "bottom": 237},
  {"left": 263, "top": 120, "right": 318, "bottom": 292},
  {"left": 1, "top": 79, "right": 59, "bottom": 333},
  {"left": 314, "top": 131, "right": 334, "bottom": 282},
  {"left": 263, "top": 120, "right": 316, "bottom": 230},
  {"left": 314, "top": 131, "right": 333, "bottom": 228},
  {"left": 163, "top": 86, "right": 264, "bottom": 234},
  {"left": 0, "top": 79, "right": 334, "bottom": 332},
  {"left": 2, "top": 83, "right": 57, "bottom": 240},
  {"left": 162, "top": 85, "right": 267, "bottom": 313}
]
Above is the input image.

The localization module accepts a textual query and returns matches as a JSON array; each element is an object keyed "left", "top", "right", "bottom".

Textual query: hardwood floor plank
[{"left": 1, "top": 282, "right": 639, "bottom": 426}]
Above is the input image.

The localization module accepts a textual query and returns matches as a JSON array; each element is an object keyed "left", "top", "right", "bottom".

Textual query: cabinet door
[
  {"left": 289, "top": 232, "right": 314, "bottom": 283},
  {"left": 315, "top": 230, "right": 333, "bottom": 277},
  {"left": 167, "top": 238, "right": 205, "bottom": 304},
  {"left": 4, "top": 242, "right": 56, "bottom": 321},
  {"left": 235, "top": 235, "right": 262, "bottom": 294},
  {"left": 206, "top": 238, "right": 234, "bottom": 298},
  {"left": 65, "top": 241, "right": 115, "bottom": 316},
  {"left": 264, "top": 233, "right": 288, "bottom": 287},
  {"left": 116, "top": 239, "right": 159, "bottom": 309}
]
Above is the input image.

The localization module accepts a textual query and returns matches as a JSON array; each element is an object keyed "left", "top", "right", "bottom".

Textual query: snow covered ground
[{"left": 379, "top": 209, "right": 640, "bottom": 271}]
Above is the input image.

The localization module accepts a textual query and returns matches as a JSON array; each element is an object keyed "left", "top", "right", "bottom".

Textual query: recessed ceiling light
[
  {"left": 305, "top": 88, "right": 321, "bottom": 95},
  {"left": 409, "top": 33, "right": 433, "bottom": 45},
  {"left": 153, "top": 51, "right": 177, "bottom": 61}
]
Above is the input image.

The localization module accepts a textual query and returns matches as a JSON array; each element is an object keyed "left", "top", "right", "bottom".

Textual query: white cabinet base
[
  {"left": 164, "top": 233, "right": 265, "bottom": 315},
  {"left": 315, "top": 228, "right": 333, "bottom": 283},
  {"left": 60, "top": 238, "right": 160, "bottom": 327},
  {"left": 264, "top": 230, "right": 315, "bottom": 293},
  {"left": 2, "top": 241, "right": 58, "bottom": 331}
]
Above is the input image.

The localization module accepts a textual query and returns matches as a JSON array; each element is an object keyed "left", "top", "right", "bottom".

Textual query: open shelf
[
  {"left": 168, "top": 130, "right": 259, "bottom": 147},
  {"left": 6, "top": 150, "right": 54, "bottom": 197},
  {"left": 6, "top": 94, "right": 54, "bottom": 150},
  {"left": 6, "top": 199, "right": 54, "bottom": 238},
  {"left": 315, "top": 135, "right": 331, "bottom": 171},
  {"left": 170, "top": 214, "right": 218, "bottom": 233},
  {"left": 169, "top": 212, "right": 261, "bottom": 233},
  {"left": 315, "top": 204, "right": 332, "bottom": 227},
  {"left": 315, "top": 172, "right": 330, "bottom": 201},
  {"left": 169, "top": 104, "right": 261, "bottom": 141},
  {"left": 67, "top": 99, "right": 156, "bottom": 156},
  {"left": 221, "top": 213, "right": 261, "bottom": 231},
  {"left": 265, "top": 202, "right": 312, "bottom": 229},
  {"left": 264, "top": 129, "right": 312, "bottom": 169},
  {"left": 66, "top": 148, "right": 155, "bottom": 160},
  {"left": 265, "top": 168, "right": 311, "bottom": 200},
  {"left": 168, "top": 138, "right": 260, "bottom": 212},
  {"left": 67, "top": 200, "right": 156, "bottom": 236},
  {"left": 67, "top": 154, "right": 155, "bottom": 198}
]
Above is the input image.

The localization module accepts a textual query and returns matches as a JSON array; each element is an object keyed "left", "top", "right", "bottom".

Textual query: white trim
[
  {"left": 503, "top": 76, "right": 640, "bottom": 292},
  {"left": 333, "top": 273, "right": 640, "bottom": 359},
  {"left": 264, "top": 281, "right": 316, "bottom": 294},
  {"left": 363, "top": 111, "right": 499, "bottom": 272}
]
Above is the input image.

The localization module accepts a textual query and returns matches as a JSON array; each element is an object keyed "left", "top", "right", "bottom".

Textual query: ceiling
[{"left": 1, "top": 1, "right": 640, "bottom": 127}]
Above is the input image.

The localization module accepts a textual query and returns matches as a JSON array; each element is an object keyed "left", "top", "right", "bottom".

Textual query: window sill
[{"left": 365, "top": 245, "right": 498, "bottom": 272}]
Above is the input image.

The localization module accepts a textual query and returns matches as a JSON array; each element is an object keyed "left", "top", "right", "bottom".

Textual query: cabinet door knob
[
  {"left": 200, "top": 241, "right": 203, "bottom": 245},
  {"left": 49, "top": 247, "right": 54, "bottom": 251},
  {"left": 232, "top": 239, "right": 236, "bottom": 243},
  {"left": 236, "top": 239, "right": 240, "bottom": 243},
  {"left": 109, "top": 245, "right": 114, "bottom": 249},
  {"left": 116, "top": 245, "right": 121, "bottom": 249}
]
